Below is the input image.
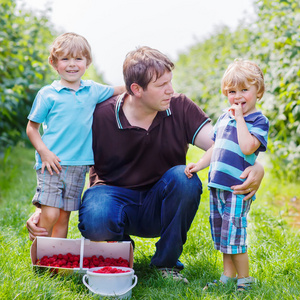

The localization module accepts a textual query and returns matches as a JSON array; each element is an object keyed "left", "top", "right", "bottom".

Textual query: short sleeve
[
  {"left": 27, "top": 89, "right": 52, "bottom": 123},
  {"left": 174, "top": 94, "right": 210, "bottom": 144},
  {"left": 249, "top": 114, "right": 269, "bottom": 152},
  {"left": 93, "top": 82, "right": 114, "bottom": 104},
  {"left": 212, "top": 114, "right": 224, "bottom": 142}
]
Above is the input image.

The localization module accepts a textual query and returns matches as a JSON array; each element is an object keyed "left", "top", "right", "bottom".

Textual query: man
[{"left": 27, "top": 46, "right": 263, "bottom": 283}]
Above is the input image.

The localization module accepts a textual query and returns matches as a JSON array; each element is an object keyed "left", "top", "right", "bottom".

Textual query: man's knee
[
  {"left": 165, "top": 165, "right": 202, "bottom": 197},
  {"left": 78, "top": 210, "right": 118, "bottom": 241},
  {"left": 78, "top": 186, "right": 123, "bottom": 241}
]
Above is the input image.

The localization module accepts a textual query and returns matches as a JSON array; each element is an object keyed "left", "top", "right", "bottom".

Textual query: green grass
[{"left": 0, "top": 145, "right": 300, "bottom": 299}]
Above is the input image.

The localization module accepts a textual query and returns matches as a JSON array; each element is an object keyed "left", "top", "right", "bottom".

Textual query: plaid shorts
[
  {"left": 209, "top": 188, "right": 252, "bottom": 254},
  {"left": 32, "top": 165, "right": 89, "bottom": 211}
]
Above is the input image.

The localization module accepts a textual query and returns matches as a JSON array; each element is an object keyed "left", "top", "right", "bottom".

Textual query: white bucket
[{"left": 82, "top": 266, "right": 138, "bottom": 299}]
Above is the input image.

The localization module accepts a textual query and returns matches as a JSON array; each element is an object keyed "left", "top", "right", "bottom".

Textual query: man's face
[{"left": 139, "top": 71, "right": 174, "bottom": 113}]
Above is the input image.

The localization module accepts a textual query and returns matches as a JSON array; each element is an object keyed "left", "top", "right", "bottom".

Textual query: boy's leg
[
  {"left": 231, "top": 252, "right": 249, "bottom": 279},
  {"left": 51, "top": 209, "right": 71, "bottom": 238},
  {"left": 38, "top": 205, "right": 61, "bottom": 237},
  {"left": 223, "top": 253, "right": 237, "bottom": 278},
  {"left": 220, "top": 192, "right": 252, "bottom": 278},
  {"left": 204, "top": 189, "right": 237, "bottom": 289},
  {"left": 209, "top": 188, "right": 223, "bottom": 252},
  {"left": 51, "top": 165, "right": 87, "bottom": 238}
]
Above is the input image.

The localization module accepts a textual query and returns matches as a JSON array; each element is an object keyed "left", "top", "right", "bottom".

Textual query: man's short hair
[
  {"left": 221, "top": 59, "right": 265, "bottom": 100},
  {"left": 49, "top": 32, "right": 92, "bottom": 67},
  {"left": 123, "top": 46, "right": 174, "bottom": 95}
]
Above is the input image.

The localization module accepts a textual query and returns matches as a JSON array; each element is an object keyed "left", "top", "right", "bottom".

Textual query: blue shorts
[
  {"left": 209, "top": 188, "right": 252, "bottom": 254},
  {"left": 32, "top": 165, "right": 89, "bottom": 211}
]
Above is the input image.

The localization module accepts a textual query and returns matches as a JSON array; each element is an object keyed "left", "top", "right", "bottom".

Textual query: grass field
[{"left": 0, "top": 145, "right": 300, "bottom": 299}]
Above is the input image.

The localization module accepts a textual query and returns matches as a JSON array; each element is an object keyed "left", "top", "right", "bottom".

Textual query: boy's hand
[
  {"left": 229, "top": 103, "right": 243, "bottom": 119},
  {"left": 26, "top": 120, "right": 62, "bottom": 175},
  {"left": 39, "top": 149, "right": 62, "bottom": 175},
  {"left": 184, "top": 163, "right": 198, "bottom": 179}
]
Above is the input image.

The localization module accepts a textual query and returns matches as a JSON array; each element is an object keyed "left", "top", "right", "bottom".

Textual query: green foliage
[
  {"left": 173, "top": 0, "right": 300, "bottom": 180},
  {"left": 253, "top": 0, "right": 300, "bottom": 180},
  {"left": 0, "top": 0, "right": 56, "bottom": 151},
  {"left": 174, "top": 25, "right": 253, "bottom": 123},
  {"left": 0, "top": 0, "right": 106, "bottom": 155}
]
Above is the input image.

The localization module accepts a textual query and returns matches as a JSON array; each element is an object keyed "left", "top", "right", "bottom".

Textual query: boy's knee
[{"left": 40, "top": 206, "right": 60, "bottom": 226}]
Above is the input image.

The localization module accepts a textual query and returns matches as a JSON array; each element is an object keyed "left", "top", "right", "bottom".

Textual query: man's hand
[
  {"left": 26, "top": 209, "right": 48, "bottom": 241},
  {"left": 231, "top": 162, "right": 264, "bottom": 200}
]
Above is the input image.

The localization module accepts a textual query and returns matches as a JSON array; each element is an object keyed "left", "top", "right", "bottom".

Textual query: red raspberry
[{"left": 62, "top": 255, "right": 68, "bottom": 261}]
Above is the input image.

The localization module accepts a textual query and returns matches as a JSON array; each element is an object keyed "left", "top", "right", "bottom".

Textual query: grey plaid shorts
[
  {"left": 209, "top": 188, "right": 252, "bottom": 254},
  {"left": 32, "top": 165, "right": 89, "bottom": 211}
]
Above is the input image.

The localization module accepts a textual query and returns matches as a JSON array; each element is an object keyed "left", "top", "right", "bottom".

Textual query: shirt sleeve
[
  {"left": 176, "top": 94, "right": 211, "bottom": 145},
  {"left": 250, "top": 114, "right": 269, "bottom": 152},
  {"left": 93, "top": 82, "right": 114, "bottom": 104},
  {"left": 27, "top": 89, "right": 52, "bottom": 123},
  {"left": 212, "top": 114, "right": 224, "bottom": 142}
]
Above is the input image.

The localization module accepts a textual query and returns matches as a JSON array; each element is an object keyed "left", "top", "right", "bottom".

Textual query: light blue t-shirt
[{"left": 28, "top": 80, "right": 114, "bottom": 169}]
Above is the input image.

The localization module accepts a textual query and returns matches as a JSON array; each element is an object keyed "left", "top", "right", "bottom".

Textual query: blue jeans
[{"left": 78, "top": 165, "right": 202, "bottom": 268}]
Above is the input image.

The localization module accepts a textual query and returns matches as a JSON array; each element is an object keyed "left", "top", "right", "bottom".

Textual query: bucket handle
[{"left": 82, "top": 274, "right": 138, "bottom": 296}]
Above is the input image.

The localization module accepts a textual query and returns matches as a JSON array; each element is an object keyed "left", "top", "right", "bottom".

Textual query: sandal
[
  {"left": 203, "top": 279, "right": 223, "bottom": 290},
  {"left": 203, "top": 273, "right": 236, "bottom": 290},
  {"left": 237, "top": 276, "right": 256, "bottom": 291}
]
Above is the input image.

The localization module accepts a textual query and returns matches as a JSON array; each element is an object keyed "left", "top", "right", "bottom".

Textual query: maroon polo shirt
[{"left": 89, "top": 93, "right": 210, "bottom": 190}]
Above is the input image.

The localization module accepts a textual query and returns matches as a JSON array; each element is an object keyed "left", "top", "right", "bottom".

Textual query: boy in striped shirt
[{"left": 185, "top": 59, "right": 269, "bottom": 291}]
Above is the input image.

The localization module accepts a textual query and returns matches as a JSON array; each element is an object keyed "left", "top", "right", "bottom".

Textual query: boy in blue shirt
[
  {"left": 27, "top": 32, "right": 124, "bottom": 239},
  {"left": 185, "top": 59, "right": 269, "bottom": 291}
]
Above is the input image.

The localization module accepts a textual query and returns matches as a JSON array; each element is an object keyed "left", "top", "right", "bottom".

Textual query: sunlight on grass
[{"left": 1, "top": 145, "right": 300, "bottom": 299}]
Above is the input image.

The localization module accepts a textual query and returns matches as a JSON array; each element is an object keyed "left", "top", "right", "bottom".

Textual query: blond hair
[
  {"left": 221, "top": 59, "right": 265, "bottom": 100},
  {"left": 123, "top": 46, "right": 174, "bottom": 95},
  {"left": 49, "top": 32, "right": 92, "bottom": 67}
]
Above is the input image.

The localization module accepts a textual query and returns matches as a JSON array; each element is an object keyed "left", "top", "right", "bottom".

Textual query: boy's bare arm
[
  {"left": 235, "top": 116, "right": 261, "bottom": 155},
  {"left": 185, "top": 144, "right": 214, "bottom": 178},
  {"left": 26, "top": 120, "right": 62, "bottom": 175},
  {"left": 230, "top": 103, "right": 261, "bottom": 155},
  {"left": 112, "top": 85, "right": 126, "bottom": 96}
]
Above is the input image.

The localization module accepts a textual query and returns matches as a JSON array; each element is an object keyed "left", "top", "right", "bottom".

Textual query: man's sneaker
[
  {"left": 175, "top": 259, "right": 184, "bottom": 270},
  {"left": 150, "top": 259, "right": 184, "bottom": 270},
  {"left": 158, "top": 268, "right": 189, "bottom": 284}
]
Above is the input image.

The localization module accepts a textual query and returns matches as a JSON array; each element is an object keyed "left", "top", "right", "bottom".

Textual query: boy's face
[
  {"left": 227, "top": 84, "right": 259, "bottom": 116},
  {"left": 52, "top": 52, "right": 88, "bottom": 89}
]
